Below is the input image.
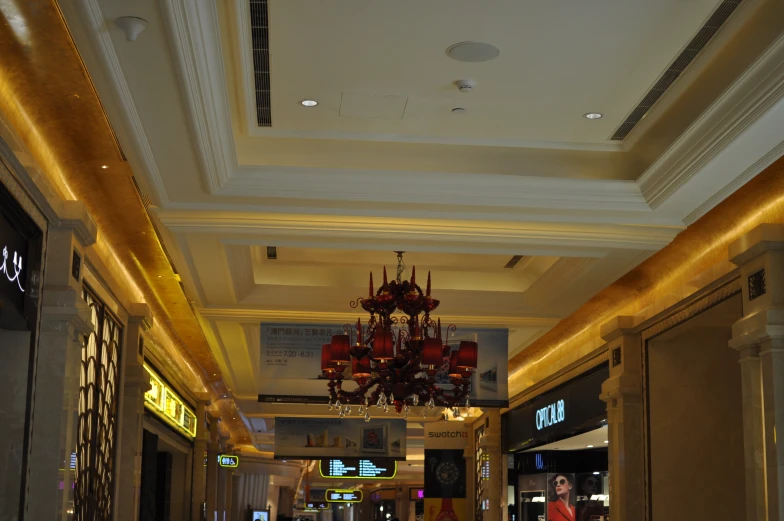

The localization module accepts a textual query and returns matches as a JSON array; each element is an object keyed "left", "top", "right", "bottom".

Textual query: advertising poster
[
  {"left": 274, "top": 418, "right": 407, "bottom": 460},
  {"left": 424, "top": 449, "right": 466, "bottom": 498},
  {"left": 259, "top": 323, "right": 508, "bottom": 406},
  {"left": 423, "top": 498, "right": 467, "bottom": 521},
  {"left": 547, "top": 473, "right": 576, "bottom": 521}
]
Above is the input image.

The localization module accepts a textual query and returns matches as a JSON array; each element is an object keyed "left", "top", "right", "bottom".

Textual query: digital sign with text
[
  {"left": 319, "top": 458, "right": 397, "bottom": 479},
  {"left": 326, "top": 489, "right": 362, "bottom": 503}
]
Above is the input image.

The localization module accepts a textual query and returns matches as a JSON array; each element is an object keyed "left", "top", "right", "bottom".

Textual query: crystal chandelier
[{"left": 320, "top": 252, "right": 478, "bottom": 421}]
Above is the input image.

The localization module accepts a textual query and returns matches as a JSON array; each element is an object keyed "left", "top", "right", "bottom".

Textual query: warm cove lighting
[{"left": 301, "top": 99, "right": 318, "bottom": 107}]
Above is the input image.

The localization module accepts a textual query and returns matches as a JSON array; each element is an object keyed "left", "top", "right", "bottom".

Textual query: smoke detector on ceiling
[{"left": 455, "top": 79, "right": 476, "bottom": 93}]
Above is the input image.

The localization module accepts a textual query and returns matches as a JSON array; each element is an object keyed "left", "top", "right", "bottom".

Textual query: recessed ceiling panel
[{"left": 264, "top": 0, "right": 720, "bottom": 145}]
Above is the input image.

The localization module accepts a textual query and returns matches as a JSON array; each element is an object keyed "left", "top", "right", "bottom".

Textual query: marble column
[
  {"left": 729, "top": 223, "right": 784, "bottom": 520},
  {"left": 192, "top": 396, "right": 211, "bottom": 521},
  {"left": 225, "top": 467, "right": 234, "bottom": 521},
  {"left": 480, "top": 409, "right": 503, "bottom": 521},
  {"left": 24, "top": 201, "right": 97, "bottom": 521},
  {"left": 206, "top": 419, "right": 221, "bottom": 521},
  {"left": 114, "top": 304, "right": 153, "bottom": 521},
  {"left": 599, "top": 316, "right": 644, "bottom": 521}
]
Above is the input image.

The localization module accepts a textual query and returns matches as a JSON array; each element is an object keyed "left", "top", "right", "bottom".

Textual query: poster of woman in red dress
[{"left": 547, "top": 473, "right": 576, "bottom": 521}]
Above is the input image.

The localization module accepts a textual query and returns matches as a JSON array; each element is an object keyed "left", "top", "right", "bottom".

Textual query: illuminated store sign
[
  {"left": 409, "top": 488, "right": 424, "bottom": 501},
  {"left": 1, "top": 246, "right": 24, "bottom": 292},
  {"left": 143, "top": 364, "right": 198, "bottom": 439},
  {"left": 304, "top": 503, "right": 328, "bottom": 510},
  {"left": 219, "top": 454, "right": 239, "bottom": 468},
  {"left": 535, "top": 399, "right": 565, "bottom": 430},
  {"left": 326, "top": 489, "right": 362, "bottom": 503},
  {"left": 319, "top": 458, "right": 397, "bottom": 479}
]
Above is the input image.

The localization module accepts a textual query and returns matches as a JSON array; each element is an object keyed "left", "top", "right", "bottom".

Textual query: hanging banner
[
  {"left": 424, "top": 422, "right": 468, "bottom": 521},
  {"left": 258, "top": 323, "right": 508, "bottom": 406},
  {"left": 274, "top": 418, "right": 407, "bottom": 460}
]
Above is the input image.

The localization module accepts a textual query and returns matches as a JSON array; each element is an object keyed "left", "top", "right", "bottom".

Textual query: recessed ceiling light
[
  {"left": 587, "top": 445, "right": 594, "bottom": 448},
  {"left": 300, "top": 99, "right": 318, "bottom": 107},
  {"left": 101, "top": 165, "right": 108, "bottom": 169},
  {"left": 604, "top": 440, "right": 609, "bottom": 444},
  {"left": 584, "top": 112, "right": 603, "bottom": 120},
  {"left": 593, "top": 472, "right": 600, "bottom": 475}
]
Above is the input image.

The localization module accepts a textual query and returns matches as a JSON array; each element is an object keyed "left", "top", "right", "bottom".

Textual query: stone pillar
[
  {"left": 114, "top": 304, "right": 153, "bottom": 521},
  {"left": 24, "top": 201, "right": 97, "bottom": 521},
  {"left": 225, "top": 467, "right": 234, "bottom": 521},
  {"left": 479, "top": 409, "right": 502, "bottom": 521},
  {"left": 217, "top": 438, "right": 230, "bottom": 521},
  {"left": 728, "top": 341, "right": 766, "bottom": 521},
  {"left": 206, "top": 418, "right": 221, "bottom": 521},
  {"left": 192, "top": 396, "right": 211, "bottom": 521},
  {"left": 729, "top": 223, "right": 784, "bottom": 520},
  {"left": 599, "top": 316, "right": 644, "bottom": 521}
]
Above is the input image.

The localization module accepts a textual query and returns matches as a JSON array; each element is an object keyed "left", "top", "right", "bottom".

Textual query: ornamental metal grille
[{"left": 74, "top": 288, "right": 122, "bottom": 521}]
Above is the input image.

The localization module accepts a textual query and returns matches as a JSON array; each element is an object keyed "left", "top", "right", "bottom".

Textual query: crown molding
[
  {"left": 217, "top": 167, "right": 651, "bottom": 213},
  {"left": 156, "top": 210, "right": 680, "bottom": 251},
  {"left": 199, "top": 307, "right": 560, "bottom": 329},
  {"left": 637, "top": 33, "right": 784, "bottom": 210},
  {"left": 160, "top": 0, "right": 236, "bottom": 192},
  {"left": 57, "top": 0, "right": 171, "bottom": 207},
  {"left": 246, "top": 127, "right": 626, "bottom": 152}
]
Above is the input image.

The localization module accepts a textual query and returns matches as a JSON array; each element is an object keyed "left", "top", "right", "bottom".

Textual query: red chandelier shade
[
  {"left": 321, "top": 343, "right": 334, "bottom": 372},
  {"left": 352, "top": 357, "right": 372, "bottom": 379},
  {"left": 456, "top": 341, "right": 478, "bottom": 369},
  {"left": 330, "top": 334, "right": 351, "bottom": 364},
  {"left": 448, "top": 351, "right": 463, "bottom": 378},
  {"left": 422, "top": 338, "right": 444, "bottom": 367},
  {"left": 373, "top": 331, "right": 395, "bottom": 360}
]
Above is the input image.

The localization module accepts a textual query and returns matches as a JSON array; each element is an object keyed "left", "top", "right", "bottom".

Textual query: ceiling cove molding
[
  {"left": 160, "top": 0, "right": 237, "bottom": 192},
  {"left": 58, "top": 0, "right": 171, "bottom": 206},
  {"left": 198, "top": 308, "right": 560, "bottom": 328},
  {"left": 245, "top": 128, "right": 626, "bottom": 153},
  {"left": 637, "top": 33, "right": 784, "bottom": 209},
  {"left": 684, "top": 138, "right": 784, "bottom": 225},
  {"left": 156, "top": 212, "right": 680, "bottom": 251},
  {"left": 218, "top": 169, "right": 651, "bottom": 213}
]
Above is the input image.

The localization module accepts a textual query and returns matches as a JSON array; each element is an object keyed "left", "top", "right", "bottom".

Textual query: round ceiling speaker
[{"left": 446, "top": 42, "right": 500, "bottom": 63}]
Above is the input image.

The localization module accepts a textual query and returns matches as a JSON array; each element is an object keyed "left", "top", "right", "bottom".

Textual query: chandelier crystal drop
[{"left": 320, "top": 252, "right": 479, "bottom": 415}]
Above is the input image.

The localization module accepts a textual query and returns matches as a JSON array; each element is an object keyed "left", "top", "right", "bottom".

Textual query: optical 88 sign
[{"left": 535, "top": 399, "right": 565, "bottom": 430}]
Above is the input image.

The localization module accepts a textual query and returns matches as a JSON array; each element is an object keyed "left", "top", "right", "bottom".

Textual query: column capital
[
  {"left": 127, "top": 302, "right": 153, "bottom": 331},
  {"left": 600, "top": 373, "right": 642, "bottom": 402},
  {"left": 51, "top": 199, "right": 97, "bottom": 248},
  {"left": 729, "top": 223, "right": 784, "bottom": 267},
  {"left": 600, "top": 316, "right": 641, "bottom": 343}
]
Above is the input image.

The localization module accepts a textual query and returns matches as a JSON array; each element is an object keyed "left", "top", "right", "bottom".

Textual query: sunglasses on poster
[{"left": 553, "top": 478, "right": 569, "bottom": 487}]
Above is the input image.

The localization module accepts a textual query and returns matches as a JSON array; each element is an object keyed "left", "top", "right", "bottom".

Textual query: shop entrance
[
  {"left": 0, "top": 180, "right": 43, "bottom": 521},
  {"left": 139, "top": 424, "right": 194, "bottom": 521},
  {"left": 504, "top": 365, "right": 610, "bottom": 521}
]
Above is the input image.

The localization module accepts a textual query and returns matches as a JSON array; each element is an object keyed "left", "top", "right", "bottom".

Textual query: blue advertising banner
[{"left": 258, "top": 323, "right": 509, "bottom": 406}]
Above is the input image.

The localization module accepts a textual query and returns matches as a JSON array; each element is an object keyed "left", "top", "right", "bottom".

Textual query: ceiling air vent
[
  {"left": 250, "top": 0, "right": 272, "bottom": 127},
  {"left": 266, "top": 246, "right": 277, "bottom": 260},
  {"left": 609, "top": 0, "right": 743, "bottom": 141},
  {"left": 504, "top": 255, "right": 525, "bottom": 269}
]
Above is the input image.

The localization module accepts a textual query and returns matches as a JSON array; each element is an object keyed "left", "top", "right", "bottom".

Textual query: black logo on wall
[{"left": 424, "top": 449, "right": 466, "bottom": 498}]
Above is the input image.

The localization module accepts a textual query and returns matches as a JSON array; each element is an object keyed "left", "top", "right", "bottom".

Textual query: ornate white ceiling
[{"left": 60, "top": 0, "right": 784, "bottom": 462}]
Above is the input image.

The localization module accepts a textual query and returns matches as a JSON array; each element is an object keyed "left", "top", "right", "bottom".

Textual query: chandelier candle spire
[{"left": 320, "top": 252, "right": 478, "bottom": 417}]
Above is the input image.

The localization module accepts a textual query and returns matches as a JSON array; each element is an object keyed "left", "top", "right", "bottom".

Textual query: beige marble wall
[
  {"left": 648, "top": 302, "right": 745, "bottom": 521},
  {"left": 0, "top": 330, "right": 32, "bottom": 521}
]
